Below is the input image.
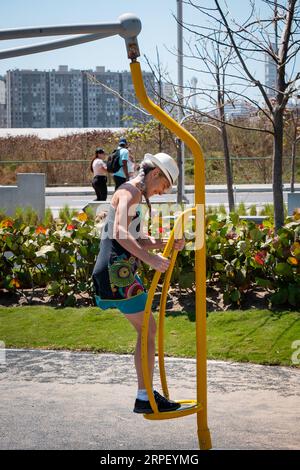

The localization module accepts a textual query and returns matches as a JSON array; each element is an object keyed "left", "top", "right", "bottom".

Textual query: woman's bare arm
[
  {"left": 139, "top": 235, "right": 168, "bottom": 250},
  {"left": 113, "top": 188, "right": 153, "bottom": 264}
]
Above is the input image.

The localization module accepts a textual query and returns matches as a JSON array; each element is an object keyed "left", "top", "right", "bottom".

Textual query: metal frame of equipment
[{"left": 0, "top": 13, "right": 212, "bottom": 449}]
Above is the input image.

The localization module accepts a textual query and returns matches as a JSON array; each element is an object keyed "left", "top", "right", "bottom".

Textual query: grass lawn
[{"left": 0, "top": 306, "right": 300, "bottom": 367}]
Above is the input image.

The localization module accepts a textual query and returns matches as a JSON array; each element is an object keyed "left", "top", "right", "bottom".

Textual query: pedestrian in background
[
  {"left": 91, "top": 147, "right": 108, "bottom": 201},
  {"left": 113, "top": 137, "right": 130, "bottom": 190}
]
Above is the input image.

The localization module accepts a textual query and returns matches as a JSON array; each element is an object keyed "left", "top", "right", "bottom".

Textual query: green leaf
[
  {"left": 178, "top": 271, "right": 195, "bottom": 289},
  {"left": 79, "top": 245, "right": 88, "bottom": 257},
  {"left": 249, "top": 228, "right": 264, "bottom": 242},
  {"left": 255, "top": 277, "right": 273, "bottom": 289},
  {"left": 230, "top": 289, "right": 241, "bottom": 302},
  {"left": 271, "top": 288, "right": 288, "bottom": 305},
  {"left": 5, "top": 236, "right": 13, "bottom": 249},
  {"left": 47, "top": 281, "right": 61, "bottom": 296},
  {"left": 275, "top": 262, "right": 293, "bottom": 277},
  {"left": 262, "top": 219, "right": 273, "bottom": 228},
  {"left": 63, "top": 294, "right": 76, "bottom": 307},
  {"left": 223, "top": 290, "right": 231, "bottom": 304},
  {"left": 287, "top": 284, "right": 300, "bottom": 307},
  {"left": 214, "top": 262, "right": 225, "bottom": 271},
  {"left": 229, "top": 213, "right": 239, "bottom": 226},
  {"left": 219, "top": 227, "right": 228, "bottom": 238}
]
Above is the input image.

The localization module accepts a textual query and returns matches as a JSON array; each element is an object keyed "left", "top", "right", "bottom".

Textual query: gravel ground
[{"left": 0, "top": 349, "right": 299, "bottom": 450}]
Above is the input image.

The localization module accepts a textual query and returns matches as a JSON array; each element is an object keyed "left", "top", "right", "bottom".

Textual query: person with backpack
[
  {"left": 92, "top": 152, "right": 185, "bottom": 415},
  {"left": 90, "top": 148, "right": 108, "bottom": 201},
  {"left": 113, "top": 137, "right": 130, "bottom": 190}
]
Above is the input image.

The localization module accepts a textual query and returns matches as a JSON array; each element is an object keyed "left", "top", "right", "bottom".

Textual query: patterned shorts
[{"left": 95, "top": 254, "right": 148, "bottom": 314}]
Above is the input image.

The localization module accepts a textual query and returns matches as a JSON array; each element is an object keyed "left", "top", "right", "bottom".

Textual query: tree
[
  {"left": 144, "top": 48, "right": 179, "bottom": 153},
  {"left": 284, "top": 98, "right": 300, "bottom": 191},
  {"left": 183, "top": 32, "right": 237, "bottom": 210},
  {"left": 180, "top": 0, "right": 300, "bottom": 229}
]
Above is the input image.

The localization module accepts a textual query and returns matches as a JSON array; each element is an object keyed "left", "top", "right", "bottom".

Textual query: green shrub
[
  {"left": 176, "top": 212, "right": 300, "bottom": 308},
  {"left": 14, "top": 206, "right": 40, "bottom": 226},
  {"left": 43, "top": 207, "right": 54, "bottom": 226},
  {"left": 58, "top": 205, "right": 78, "bottom": 224},
  {"left": 260, "top": 203, "right": 274, "bottom": 217},
  {"left": 237, "top": 202, "right": 246, "bottom": 215},
  {"left": 218, "top": 204, "right": 227, "bottom": 214},
  {"left": 249, "top": 204, "right": 257, "bottom": 216},
  {"left": 0, "top": 210, "right": 99, "bottom": 306},
  {"left": 1, "top": 207, "right": 300, "bottom": 309}
]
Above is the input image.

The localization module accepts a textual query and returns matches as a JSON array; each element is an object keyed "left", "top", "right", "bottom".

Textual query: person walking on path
[
  {"left": 91, "top": 148, "right": 108, "bottom": 201},
  {"left": 92, "top": 152, "right": 184, "bottom": 414},
  {"left": 113, "top": 137, "right": 130, "bottom": 190}
]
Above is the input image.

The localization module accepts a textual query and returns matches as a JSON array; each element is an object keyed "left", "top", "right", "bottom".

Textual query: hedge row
[{"left": 0, "top": 209, "right": 300, "bottom": 308}]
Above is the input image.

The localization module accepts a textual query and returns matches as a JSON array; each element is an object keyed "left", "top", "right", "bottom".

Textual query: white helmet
[{"left": 143, "top": 152, "right": 179, "bottom": 193}]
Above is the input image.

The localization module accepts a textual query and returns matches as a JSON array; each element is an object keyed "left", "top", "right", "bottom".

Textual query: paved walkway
[{"left": 0, "top": 350, "right": 299, "bottom": 450}]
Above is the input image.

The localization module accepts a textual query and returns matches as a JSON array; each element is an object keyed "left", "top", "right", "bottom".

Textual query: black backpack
[{"left": 106, "top": 148, "right": 121, "bottom": 173}]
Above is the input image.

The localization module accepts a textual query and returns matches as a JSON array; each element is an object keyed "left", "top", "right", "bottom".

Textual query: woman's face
[{"left": 145, "top": 168, "right": 171, "bottom": 197}]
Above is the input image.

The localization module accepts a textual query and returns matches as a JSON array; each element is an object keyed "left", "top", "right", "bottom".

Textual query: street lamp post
[
  {"left": 176, "top": 113, "right": 195, "bottom": 203},
  {"left": 177, "top": 0, "right": 186, "bottom": 203}
]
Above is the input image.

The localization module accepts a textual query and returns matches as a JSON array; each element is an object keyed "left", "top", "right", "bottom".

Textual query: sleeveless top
[{"left": 93, "top": 202, "right": 145, "bottom": 300}]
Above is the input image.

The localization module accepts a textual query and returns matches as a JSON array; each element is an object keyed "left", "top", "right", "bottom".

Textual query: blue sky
[
  {"left": 0, "top": 0, "right": 183, "bottom": 77},
  {"left": 1, "top": 0, "right": 296, "bottom": 106}
]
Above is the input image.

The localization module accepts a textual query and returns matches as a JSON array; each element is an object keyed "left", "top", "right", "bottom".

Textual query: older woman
[{"left": 92, "top": 152, "right": 185, "bottom": 414}]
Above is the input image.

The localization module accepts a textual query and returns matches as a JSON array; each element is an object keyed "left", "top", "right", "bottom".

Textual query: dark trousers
[
  {"left": 113, "top": 175, "right": 127, "bottom": 190},
  {"left": 92, "top": 175, "right": 107, "bottom": 201}
]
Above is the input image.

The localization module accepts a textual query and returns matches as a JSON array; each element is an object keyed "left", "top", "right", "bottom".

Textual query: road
[
  {"left": 46, "top": 191, "right": 279, "bottom": 209},
  {"left": 46, "top": 185, "right": 293, "bottom": 216}
]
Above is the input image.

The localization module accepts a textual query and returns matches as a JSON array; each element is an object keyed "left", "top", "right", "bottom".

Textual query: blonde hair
[{"left": 136, "top": 160, "right": 155, "bottom": 221}]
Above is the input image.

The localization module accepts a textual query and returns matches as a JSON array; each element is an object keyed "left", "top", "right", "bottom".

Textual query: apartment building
[
  {"left": 6, "top": 66, "right": 155, "bottom": 128},
  {"left": 0, "top": 76, "right": 6, "bottom": 127}
]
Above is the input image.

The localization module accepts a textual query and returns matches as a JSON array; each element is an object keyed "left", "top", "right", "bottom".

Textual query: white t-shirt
[
  {"left": 127, "top": 159, "right": 135, "bottom": 174},
  {"left": 92, "top": 158, "right": 107, "bottom": 176}
]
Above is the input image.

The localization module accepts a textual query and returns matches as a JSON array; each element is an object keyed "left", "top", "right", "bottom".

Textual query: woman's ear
[{"left": 153, "top": 167, "right": 161, "bottom": 177}]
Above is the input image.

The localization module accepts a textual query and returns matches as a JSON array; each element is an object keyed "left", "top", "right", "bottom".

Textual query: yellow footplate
[{"left": 143, "top": 400, "right": 203, "bottom": 421}]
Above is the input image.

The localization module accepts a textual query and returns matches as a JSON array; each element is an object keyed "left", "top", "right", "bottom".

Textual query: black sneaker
[
  {"left": 133, "top": 390, "right": 181, "bottom": 414},
  {"left": 133, "top": 398, "right": 153, "bottom": 414}
]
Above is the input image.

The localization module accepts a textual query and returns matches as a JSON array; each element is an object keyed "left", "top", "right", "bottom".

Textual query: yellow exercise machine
[
  {"left": 131, "top": 61, "right": 212, "bottom": 450},
  {"left": 0, "top": 13, "right": 212, "bottom": 450}
]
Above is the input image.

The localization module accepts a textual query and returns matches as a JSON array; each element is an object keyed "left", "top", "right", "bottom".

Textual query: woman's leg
[
  {"left": 124, "top": 310, "right": 157, "bottom": 390},
  {"left": 92, "top": 176, "right": 102, "bottom": 201},
  {"left": 97, "top": 176, "right": 107, "bottom": 201},
  {"left": 124, "top": 309, "right": 181, "bottom": 413},
  {"left": 113, "top": 175, "right": 126, "bottom": 190}
]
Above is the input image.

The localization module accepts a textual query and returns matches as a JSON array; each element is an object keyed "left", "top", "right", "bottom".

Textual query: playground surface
[{"left": 0, "top": 349, "right": 299, "bottom": 450}]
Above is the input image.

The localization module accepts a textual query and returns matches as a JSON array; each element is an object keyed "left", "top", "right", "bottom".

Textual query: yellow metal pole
[{"left": 130, "top": 61, "right": 211, "bottom": 450}]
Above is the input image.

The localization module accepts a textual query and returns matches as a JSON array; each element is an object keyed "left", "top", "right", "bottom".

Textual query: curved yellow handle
[{"left": 158, "top": 207, "right": 196, "bottom": 400}]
